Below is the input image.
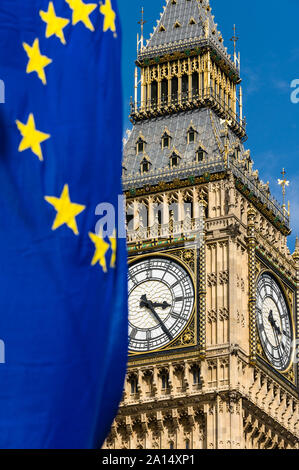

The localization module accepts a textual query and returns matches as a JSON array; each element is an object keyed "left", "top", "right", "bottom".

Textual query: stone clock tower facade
[{"left": 104, "top": 0, "right": 299, "bottom": 449}]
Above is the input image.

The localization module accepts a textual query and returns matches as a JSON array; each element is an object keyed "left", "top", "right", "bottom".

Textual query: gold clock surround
[
  {"left": 255, "top": 265, "right": 296, "bottom": 381},
  {"left": 128, "top": 249, "right": 198, "bottom": 357}
]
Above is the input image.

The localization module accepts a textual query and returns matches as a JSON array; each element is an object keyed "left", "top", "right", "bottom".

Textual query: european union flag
[{"left": 0, "top": 0, "right": 128, "bottom": 449}]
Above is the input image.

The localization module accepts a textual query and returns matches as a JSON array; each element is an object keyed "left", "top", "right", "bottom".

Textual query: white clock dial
[
  {"left": 256, "top": 273, "right": 293, "bottom": 371},
  {"left": 128, "top": 257, "right": 195, "bottom": 353}
]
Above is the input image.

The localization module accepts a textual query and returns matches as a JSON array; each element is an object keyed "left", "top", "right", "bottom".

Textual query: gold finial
[
  {"left": 204, "top": 17, "right": 209, "bottom": 39},
  {"left": 230, "top": 25, "right": 239, "bottom": 57},
  {"left": 220, "top": 118, "right": 232, "bottom": 167},
  {"left": 137, "top": 7, "right": 146, "bottom": 53},
  {"left": 278, "top": 168, "right": 290, "bottom": 217},
  {"left": 138, "top": 7, "right": 146, "bottom": 39},
  {"left": 230, "top": 25, "right": 241, "bottom": 70}
]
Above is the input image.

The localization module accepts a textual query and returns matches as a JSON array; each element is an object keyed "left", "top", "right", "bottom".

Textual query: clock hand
[
  {"left": 273, "top": 327, "right": 283, "bottom": 363},
  {"left": 268, "top": 310, "right": 275, "bottom": 327},
  {"left": 148, "top": 304, "right": 173, "bottom": 341},
  {"left": 268, "top": 310, "right": 281, "bottom": 336},
  {"left": 152, "top": 301, "right": 171, "bottom": 310},
  {"left": 275, "top": 324, "right": 282, "bottom": 336},
  {"left": 140, "top": 295, "right": 173, "bottom": 341},
  {"left": 268, "top": 311, "right": 283, "bottom": 363}
]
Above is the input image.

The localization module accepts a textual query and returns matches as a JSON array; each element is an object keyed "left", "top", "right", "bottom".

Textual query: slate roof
[
  {"left": 122, "top": 109, "right": 289, "bottom": 231},
  {"left": 138, "top": 0, "right": 236, "bottom": 72},
  {"left": 123, "top": 108, "right": 243, "bottom": 176}
]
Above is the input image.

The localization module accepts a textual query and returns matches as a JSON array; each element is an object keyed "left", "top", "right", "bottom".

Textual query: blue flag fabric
[{"left": 0, "top": 0, "right": 127, "bottom": 449}]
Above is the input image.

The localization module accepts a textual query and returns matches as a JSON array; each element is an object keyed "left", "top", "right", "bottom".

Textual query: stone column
[
  {"left": 141, "top": 69, "right": 146, "bottom": 110},
  {"left": 168, "top": 363, "right": 174, "bottom": 393},
  {"left": 228, "top": 237, "right": 239, "bottom": 348},
  {"left": 133, "top": 200, "right": 139, "bottom": 230},
  {"left": 177, "top": 191, "right": 184, "bottom": 222},
  {"left": 162, "top": 194, "right": 169, "bottom": 224},
  {"left": 188, "top": 57, "right": 192, "bottom": 100},
  {"left": 157, "top": 78, "right": 162, "bottom": 108},
  {"left": 205, "top": 401, "right": 217, "bottom": 449},
  {"left": 292, "top": 238, "right": 299, "bottom": 385},
  {"left": 229, "top": 395, "right": 244, "bottom": 449},
  {"left": 147, "top": 67, "right": 151, "bottom": 109},
  {"left": 227, "top": 171, "right": 237, "bottom": 214},
  {"left": 247, "top": 208, "right": 257, "bottom": 365},
  {"left": 207, "top": 52, "right": 211, "bottom": 94},
  {"left": 233, "top": 83, "right": 237, "bottom": 115},
  {"left": 168, "top": 62, "right": 172, "bottom": 106},
  {"left": 148, "top": 197, "right": 154, "bottom": 228},
  {"left": 178, "top": 70, "right": 182, "bottom": 105},
  {"left": 198, "top": 198, "right": 207, "bottom": 358}
]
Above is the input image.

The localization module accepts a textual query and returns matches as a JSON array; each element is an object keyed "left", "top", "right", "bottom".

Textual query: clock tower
[{"left": 104, "top": 0, "right": 299, "bottom": 449}]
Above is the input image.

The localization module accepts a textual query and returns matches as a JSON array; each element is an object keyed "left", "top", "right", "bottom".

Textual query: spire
[
  {"left": 138, "top": 0, "right": 238, "bottom": 74},
  {"left": 137, "top": 7, "right": 146, "bottom": 53},
  {"left": 230, "top": 24, "right": 240, "bottom": 70},
  {"left": 278, "top": 168, "right": 290, "bottom": 219}
]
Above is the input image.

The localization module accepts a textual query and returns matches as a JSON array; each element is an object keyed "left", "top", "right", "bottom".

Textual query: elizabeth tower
[{"left": 104, "top": 0, "right": 299, "bottom": 449}]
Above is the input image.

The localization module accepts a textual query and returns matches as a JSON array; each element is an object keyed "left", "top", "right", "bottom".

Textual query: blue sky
[{"left": 118, "top": 0, "right": 299, "bottom": 251}]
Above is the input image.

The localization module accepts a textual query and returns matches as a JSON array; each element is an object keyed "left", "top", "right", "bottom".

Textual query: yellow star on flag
[
  {"left": 89, "top": 229, "right": 110, "bottom": 273},
  {"left": 99, "top": 0, "right": 116, "bottom": 34},
  {"left": 65, "top": 0, "right": 97, "bottom": 32},
  {"left": 23, "top": 38, "right": 52, "bottom": 85},
  {"left": 45, "top": 184, "right": 86, "bottom": 235},
  {"left": 109, "top": 229, "right": 117, "bottom": 268},
  {"left": 40, "top": 2, "right": 70, "bottom": 45},
  {"left": 16, "top": 113, "right": 50, "bottom": 161}
]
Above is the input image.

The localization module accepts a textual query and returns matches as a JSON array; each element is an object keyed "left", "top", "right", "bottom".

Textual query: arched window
[
  {"left": 140, "top": 157, "right": 151, "bottom": 174},
  {"left": 187, "top": 127, "right": 196, "bottom": 144},
  {"left": 189, "top": 363, "right": 201, "bottom": 386},
  {"left": 171, "top": 76, "right": 178, "bottom": 102},
  {"left": 136, "top": 137, "right": 146, "bottom": 155},
  {"left": 192, "top": 72, "right": 199, "bottom": 98},
  {"left": 154, "top": 209, "right": 163, "bottom": 225},
  {"left": 161, "top": 372, "right": 169, "bottom": 390},
  {"left": 182, "top": 75, "right": 189, "bottom": 101},
  {"left": 170, "top": 152, "right": 180, "bottom": 168},
  {"left": 161, "top": 78, "right": 168, "bottom": 104},
  {"left": 151, "top": 81, "right": 158, "bottom": 106},
  {"left": 184, "top": 196, "right": 193, "bottom": 220},
  {"left": 196, "top": 148, "right": 206, "bottom": 162},
  {"left": 129, "top": 376, "right": 138, "bottom": 395},
  {"left": 192, "top": 367, "right": 201, "bottom": 385},
  {"left": 161, "top": 132, "right": 171, "bottom": 149}
]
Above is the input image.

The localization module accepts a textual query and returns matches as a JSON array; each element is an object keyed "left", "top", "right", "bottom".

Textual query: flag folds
[{"left": 0, "top": 0, "right": 127, "bottom": 449}]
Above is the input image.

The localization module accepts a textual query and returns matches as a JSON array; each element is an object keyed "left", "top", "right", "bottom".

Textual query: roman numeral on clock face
[
  {"left": 170, "top": 312, "right": 181, "bottom": 320},
  {"left": 130, "top": 328, "right": 138, "bottom": 339}
]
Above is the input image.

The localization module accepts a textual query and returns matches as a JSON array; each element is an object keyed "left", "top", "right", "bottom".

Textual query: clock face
[
  {"left": 256, "top": 273, "right": 294, "bottom": 371},
  {"left": 128, "top": 257, "right": 195, "bottom": 353}
]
